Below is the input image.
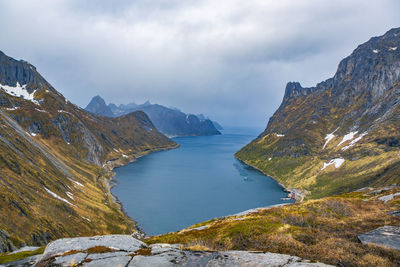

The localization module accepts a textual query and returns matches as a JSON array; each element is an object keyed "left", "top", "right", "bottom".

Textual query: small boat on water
[{"left": 281, "top": 197, "right": 291, "bottom": 200}]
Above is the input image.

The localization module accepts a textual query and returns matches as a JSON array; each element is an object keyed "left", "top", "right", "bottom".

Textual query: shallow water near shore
[{"left": 112, "top": 127, "right": 293, "bottom": 235}]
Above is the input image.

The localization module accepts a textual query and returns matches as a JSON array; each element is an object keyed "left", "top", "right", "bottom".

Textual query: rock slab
[
  {"left": 358, "top": 226, "right": 400, "bottom": 250},
  {"left": 33, "top": 235, "right": 333, "bottom": 267}
]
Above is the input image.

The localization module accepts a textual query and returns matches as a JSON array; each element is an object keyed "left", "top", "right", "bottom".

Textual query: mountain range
[
  {"left": 0, "top": 50, "right": 177, "bottom": 249},
  {"left": 236, "top": 27, "right": 400, "bottom": 198},
  {"left": 85, "top": 96, "right": 222, "bottom": 137}
]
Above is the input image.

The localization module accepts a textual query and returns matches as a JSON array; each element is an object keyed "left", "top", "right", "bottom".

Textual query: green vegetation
[{"left": 0, "top": 247, "right": 45, "bottom": 264}]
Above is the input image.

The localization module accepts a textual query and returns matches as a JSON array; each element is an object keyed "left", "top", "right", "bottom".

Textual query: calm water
[{"left": 112, "top": 127, "right": 292, "bottom": 235}]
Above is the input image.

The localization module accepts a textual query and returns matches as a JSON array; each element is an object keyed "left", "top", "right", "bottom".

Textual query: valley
[{"left": 0, "top": 23, "right": 400, "bottom": 266}]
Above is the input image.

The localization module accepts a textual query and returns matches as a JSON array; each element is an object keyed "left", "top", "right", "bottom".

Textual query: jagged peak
[
  {"left": 283, "top": 82, "right": 303, "bottom": 99},
  {"left": 0, "top": 50, "right": 47, "bottom": 91},
  {"left": 91, "top": 95, "right": 106, "bottom": 103}
]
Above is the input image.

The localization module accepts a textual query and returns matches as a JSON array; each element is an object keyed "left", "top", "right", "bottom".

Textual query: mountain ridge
[
  {"left": 85, "top": 96, "right": 222, "bottom": 137},
  {"left": 236, "top": 27, "right": 400, "bottom": 198},
  {"left": 0, "top": 50, "right": 177, "bottom": 250}
]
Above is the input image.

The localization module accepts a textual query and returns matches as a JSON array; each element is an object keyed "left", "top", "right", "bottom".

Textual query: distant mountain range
[
  {"left": 236, "top": 27, "right": 400, "bottom": 198},
  {"left": 0, "top": 50, "right": 176, "bottom": 250},
  {"left": 85, "top": 96, "right": 222, "bottom": 137}
]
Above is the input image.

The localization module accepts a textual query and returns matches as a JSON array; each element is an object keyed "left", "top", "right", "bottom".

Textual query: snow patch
[
  {"left": 321, "top": 158, "right": 345, "bottom": 171},
  {"left": 66, "top": 192, "right": 74, "bottom": 200},
  {"left": 35, "top": 108, "right": 48, "bottom": 113},
  {"left": 57, "top": 110, "right": 72, "bottom": 115},
  {"left": 72, "top": 180, "right": 84, "bottom": 187},
  {"left": 81, "top": 216, "right": 91, "bottom": 222},
  {"left": 342, "top": 132, "right": 367, "bottom": 151},
  {"left": 5, "top": 107, "right": 19, "bottom": 111},
  {"left": 378, "top": 192, "right": 400, "bottom": 202},
  {"left": 323, "top": 128, "right": 339, "bottom": 149},
  {"left": 44, "top": 187, "right": 75, "bottom": 206},
  {"left": 337, "top": 131, "right": 358, "bottom": 147},
  {"left": 0, "top": 82, "right": 39, "bottom": 105}
]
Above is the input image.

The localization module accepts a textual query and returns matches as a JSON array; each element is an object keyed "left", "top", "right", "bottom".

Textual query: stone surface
[
  {"left": 83, "top": 255, "right": 132, "bottom": 267},
  {"left": 358, "top": 226, "right": 400, "bottom": 250},
  {"left": 41, "top": 235, "right": 145, "bottom": 260},
  {"left": 388, "top": 210, "right": 400, "bottom": 216},
  {"left": 53, "top": 253, "right": 87, "bottom": 266},
  {"left": 35, "top": 235, "right": 333, "bottom": 266},
  {"left": 1, "top": 254, "right": 42, "bottom": 267},
  {"left": 0, "top": 230, "right": 16, "bottom": 253}
]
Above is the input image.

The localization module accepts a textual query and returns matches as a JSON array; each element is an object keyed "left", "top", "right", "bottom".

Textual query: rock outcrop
[
  {"left": 0, "top": 230, "right": 16, "bottom": 253},
  {"left": 32, "top": 235, "right": 331, "bottom": 267},
  {"left": 236, "top": 27, "right": 400, "bottom": 198},
  {"left": 358, "top": 226, "right": 400, "bottom": 250}
]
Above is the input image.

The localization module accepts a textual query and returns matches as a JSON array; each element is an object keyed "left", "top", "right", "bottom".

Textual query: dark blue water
[{"left": 112, "top": 127, "right": 292, "bottom": 235}]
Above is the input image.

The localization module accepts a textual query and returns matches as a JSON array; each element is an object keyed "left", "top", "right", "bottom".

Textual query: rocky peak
[
  {"left": 283, "top": 82, "right": 304, "bottom": 99},
  {"left": 0, "top": 51, "right": 47, "bottom": 93},
  {"left": 282, "top": 82, "right": 324, "bottom": 103},
  {"left": 85, "top": 95, "right": 114, "bottom": 117},
  {"left": 331, "top": 27, "right": 400, "bottom": 102}
]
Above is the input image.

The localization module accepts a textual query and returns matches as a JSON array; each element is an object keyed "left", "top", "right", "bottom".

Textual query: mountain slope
[
  {"left": 236, "top": 28, "right": 400, "bottom": 198},
  {"left": 0, "top": 51, "right": 177, "bottom": 250},
  {"left": 85, "top": 96, "right": 222, "bottom": 137}
]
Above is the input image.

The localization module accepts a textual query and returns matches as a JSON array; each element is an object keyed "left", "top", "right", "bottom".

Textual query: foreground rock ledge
[{"left": 22, "top": 234, "right": 333, "bottom": 267}]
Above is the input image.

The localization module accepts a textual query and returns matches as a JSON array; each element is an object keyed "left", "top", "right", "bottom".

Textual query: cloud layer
[{"left": 1, "top": 0, "right": 399, "bottom": 127}]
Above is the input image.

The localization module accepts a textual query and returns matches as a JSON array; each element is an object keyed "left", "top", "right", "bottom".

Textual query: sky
[{"left": 1, "top": 0, "right": 399, "bottom": 128}]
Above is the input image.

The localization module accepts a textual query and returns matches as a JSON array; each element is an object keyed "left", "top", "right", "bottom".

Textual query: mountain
[
  {"left": 85, "top": 95, "right": 114, "bottom": 117},
  {"left": 197, "top": 113, "right": 223, "bottom": 130},
  {"left": 0, "top": 51, "right": 177, "bottom": 250},
  {"left": 85, "top": 97, "right": 222, "bottom": 137},
  {"left": 236, "top": 27, "right": 400, "bottom": 198}
]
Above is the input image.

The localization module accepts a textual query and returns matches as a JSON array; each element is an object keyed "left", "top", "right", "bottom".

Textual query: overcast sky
[{"left": 1, "top": 0, "right": 399, "bottom": 128}]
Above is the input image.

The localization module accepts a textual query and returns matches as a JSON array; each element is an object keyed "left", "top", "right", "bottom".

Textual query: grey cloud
[{"left": 0, "top": 0, "right": 399, "bottom": 127}]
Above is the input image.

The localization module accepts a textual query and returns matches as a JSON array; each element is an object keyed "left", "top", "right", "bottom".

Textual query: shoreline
[
  {"left": 234, "top": 156, "right": 304, "bottom": 202},
  {"left": 102, "top": 143, "right": 180, "bottom": 237},
  {"left": 103, "top": 140, "right": 300, "bottom": 238}
]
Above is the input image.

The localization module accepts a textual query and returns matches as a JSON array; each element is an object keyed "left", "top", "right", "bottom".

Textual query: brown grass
[
  {"left": 86, "top": 246, "right": 115, "bottom": 254},
  {"left": 133, "top": 248, "right": 152, "bottom": 256},
  {"left": 146, "top": 190, "right": 400, "bottom": 266}
]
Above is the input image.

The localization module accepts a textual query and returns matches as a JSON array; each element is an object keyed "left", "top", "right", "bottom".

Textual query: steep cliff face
[
  {"left": 85, "top": 96, "right": 222, "bottom": 137},
  {"left": 236, "top": 28, "right": 400, "bottom": 198},
  {"left": 0, "top": 51, "right": 177, "bottom": 250}
]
